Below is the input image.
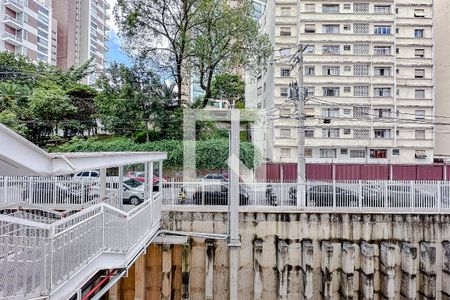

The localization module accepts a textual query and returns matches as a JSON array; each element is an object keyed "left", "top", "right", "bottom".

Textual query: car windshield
[{"left": 124, "top": 179, "right": 143, "bottom": 188}]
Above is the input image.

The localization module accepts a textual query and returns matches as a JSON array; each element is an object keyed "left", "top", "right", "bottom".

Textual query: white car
[
  {"left": 74, "top": 170, "right": 100, "bottom": 178},
  {"left": 89, "top": 178, "right": 146, "bottom": 205}
]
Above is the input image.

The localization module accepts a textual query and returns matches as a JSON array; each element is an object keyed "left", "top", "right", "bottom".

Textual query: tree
[
  {"left": 189, "top": 0, "right": 272, "bottom": 107},
  {"left": 211, "top": 73, "right": 245, "bottom": 107}
]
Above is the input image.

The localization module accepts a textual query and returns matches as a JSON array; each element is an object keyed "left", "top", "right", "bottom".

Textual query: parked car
[
  {"left": 193, "top": 183, "right": 248, "bottom": 205},
  {"left": 22, "top": 182, "right": 86, "bottom": 204},
  {"left": 74, "top": 170, "right": 100, "bottom": 178},
  {"left": 127, "top": 171, "right": 167, "bottom": 190},
  {"left": 203, "top": 174, "right": 228, "bottom": 182},
  {"left": 362, "top": 184, "right": 435, "bottom": 207},
  {"left": 289, "top": 184, "right": 359, "bottom": 206},
  {"left": 89, "top": 178, "right": 146, "bottom": 205}
]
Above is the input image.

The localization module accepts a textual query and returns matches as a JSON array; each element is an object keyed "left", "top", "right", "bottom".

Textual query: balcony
[
  {"left": 2, "top": 31, "right": 23, "bottom": 45},
  {"left": 3, "top": 15, "right": 23, "bottom": 29},
  {"left": 4, "top": 0, "right": 24, "bottom": 12}
]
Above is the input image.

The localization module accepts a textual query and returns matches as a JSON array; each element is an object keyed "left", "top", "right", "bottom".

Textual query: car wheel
[{"left": 130, "top": 196, "right": 141, "bottom": 206}]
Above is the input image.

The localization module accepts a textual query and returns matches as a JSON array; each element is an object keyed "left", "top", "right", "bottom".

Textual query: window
[
  {"left": 374, "top": 25, "right": 391, "bottom": 35},
  {"left": 280, "top": 129, "right": 291, "bottom": 138},
  {"left": 320, "top": 149, "right": 337, "bottom": 158},
  {"left": 374, "top": 67, "right": 391, "bottom": 77},
  {"left": 354, "top": 3, "right": 369, "bottom": 13},
  {"left": 341, "top": 149, "right": 348, "bottom": 155},
  {"left": 280, "top": 48, "right": 291, "bottom": 56},
  {"left": 305, "top": 148, "right": 313, "bottom": 158},
  {"left": 281, "top": 68, "right": 291, "bottom": 77},
  {"left": 280, "top": 148, "right": 291, "bottom": 158},
  {"left": 280, "top": 87, "right": 289, "bottom": 97},
  {"left": 304, "top": 45, "right": 315, "bottom": 54},
  {"left": 281, "top": 7, "right": 291, "bottom": 16},
  {"left": 414, "top": 9, "right": 425, "bottom": 18},
  {"left": 415, "top": 89, "right": 425, "bottom": 99},
  {"left": 396, "top": 28, "right": 400, "bottom": 34},
  {"left": 280, "top": 27, "right": 291, "bottom": 36},
  {"left": 374, "top": 108, "right": 391, "bottom": 118},
  {"left": 415, "top": 130, "right": 425, "bottom": 140},
  {"left": 343, "top": 109, "right": 351, "bottom": 115},
  {"left": 323, "top": 45, "right": 340, "bottom": 54},
  {"left": 353, "top": 106, "right": 369, "bottom": 118},
  {"left": 354, "top": 23, "right": 369, "bottom": 34},
  {"left": 415, "top": 49, "right": 425, "bottom": 58},
  {"left": 396, "top": 48, "right": 400, "bottom": 54},
  {"left": 305, "top": 4, "right": 315, "bottom": 12},
  {"left": 396, "top": 129, "right": 400, "bottom": 136},
  {"left": 322, "top": 128, "right": 340, "bottom": 138},
  {"left": 354, "top": 44, "right": 369, "bottom": 55},
  {"left": 323, "top": 25, "right": 340, "bottom": 34},
  {"left": 304, "top": 24, "right": 316, "bottom": 33},
  {"left": 281, "top": 108, "right": 291, "bottom": 116},
  {"left": 344, "top": 45, "right": 351, "bottom": 51},
  {"left": 415, "top": 69, "right": 425, "bottom": 78},
  {"left": 415, "top": 29, "right": 424, "bottom": 38},
  {"left": 305, "top": 87, "right": 315, "bottom": 96},
  {"left": 415, "top": 150, "right": 427, "bottom": 159},
  {"left": 415, "top": 110, "right": 425, "bottom": 119},
  {"left": 305, "top": 130, "right": 314, "bottom": 138},
  {"left": 323, "top": 87, "right": 340, "bottom": 97},
  {"left": 392, "top": 149, "right": 400, "bottom": 156},
  {"left": 322, "top": 4, "right": 339, "bottom": 13},
  {"left": 370, "top": 149, "right": 387, "bottom": 159},
  {"left": 350, "top": 150, "right": 366, "bottom": 158},
  {"left": 374, "top": 46, "right": 391, "bottom": 55},
  {"left": 374, "top": 5, "right": 391, "bottom": 14},
  {"left": 343, "top": 4, "right": 351, "bottom": 10},
  {"left": 343, "top": 25, "right": 351, "bottom": 31},
  {"left": 323, "top": 66, "right": 340, "bottom": 76},
  {"left": 354, "top": 129, "right": 369, "bottom": 138},
  {"left": 343, "top": 129, "right": 351, "bottom": 135},
  {"left": 374, "top": 129, "right": 391, "bottom": 139},
  {"left": 344, "top": 87, "right": 351, "bottom": 93},
  {"left": 305, "top": 66, "right": 315, "bottom": 75},
  {"left": 322, "top": 108, "right": 339, "bottom": 117},
  {"left": 344, "top": 66, "right": 352, "bottom": 72},
  {"left": 354, "top": 65, "right": 369, "bottom": 76},
  {"left": 374, "top": 88, "right": 391, "bottom": 97},
  {"left": 354, "top": 86, "right": 369, "bottom": 97}
]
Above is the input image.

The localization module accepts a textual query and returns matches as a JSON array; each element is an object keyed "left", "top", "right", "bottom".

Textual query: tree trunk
[{"left": 202, "top": 68, "right": 215, "bottom": 107}]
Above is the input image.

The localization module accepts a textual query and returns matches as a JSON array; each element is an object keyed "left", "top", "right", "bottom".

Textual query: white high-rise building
[{"left": 248, "top": 0, "right": 434, "bottom": 164}]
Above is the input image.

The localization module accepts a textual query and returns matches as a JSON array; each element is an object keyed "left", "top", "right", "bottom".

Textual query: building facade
[
  {"left": 248, "top": 0, "right": 434, "bottom": 164},
  {"left": 0, "top": 0, "right": 56, "bottom": 65},
  {"left": 52, "top": 0, "right": 110, "bottom": 84}
]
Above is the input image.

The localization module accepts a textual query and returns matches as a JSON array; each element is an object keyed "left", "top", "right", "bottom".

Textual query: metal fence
[
  {"left": 162, "top": 180, "right": 450, "bottom": 213},
  {"left": 0, "top": 193, "right": 162, "bottom": 298}
]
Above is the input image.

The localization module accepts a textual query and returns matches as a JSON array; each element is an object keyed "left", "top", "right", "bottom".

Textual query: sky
[{"left": 105, "top": 0, "right": 132, "bottom": 66}]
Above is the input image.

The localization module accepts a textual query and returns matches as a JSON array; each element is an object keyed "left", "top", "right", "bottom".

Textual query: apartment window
[
  {"left": 305, "top": 4, "right": 316, "bottom": 12},
  {"left": 344, "top": 45, "right": 351, "bottom": 51},
  {"left": 305, "top": 66, "right": 315, "bottom": 75},
  {"left": 354, "top": 3, "right": 369, "bottom": 13},
  {"left": 415, "top": 49, "right": 425, "bottom": 58},
  {"left": 396, "top": 48, "right": 400, "bottom": 54},
  {"left": 343, "top": 25, "right": 351, "bottom": 31},
  {"left": 343, "top": 109, "right": 351, "bottom": 115},
  {"left": 370, "top": 149, "right": 387, "bottom": 159},
  {"left": 354, "top": 44, "right": 369, "bottom": 55},
  {"left": 343, "top": 4, "right": 351, "bottom": 10},
  {"left": 305, "top": 148, "right": 313, "bottom": 158},
  {"left": 280, "top": 87, "right": 289, "bottom": 97},
  {"left": 323, "top": 66, "right": 340, "bottom": 76},
  {"left": 415, "top": 130, "right": 425, "bottom": 140},
  {"left": 323, "top": 45, "right": 340, "bottom": 54},
  {"left": 320, "top": 149, "right": 337, "bottom": 158},
  {"left": 323, "top": 25, "right": 340, "bottom": 34},
  {"left": 304, "top": 45, "right": 315, "bottom": 54},
  {"left": 350, "top": 150, "right": 366, "bottom": 158},
  {"left": 322, "top": 4, "right": 339, "bottom": 13},
  {"left": 354, "top": 65, "right": 369, "bottom": 76},
  {"left": 322, "top": 108, "right": 339, "bottom": 117},
  {"left": 281, "top": 68, "right": 291, "bottom": 77},
  {"left": 281, "top": 7, "right": 292, "bottom": 16},
  {"left": 415, "top": 150, "right": 427, "bottom": 159},
  {"left": 415, "top": 29, "right": 424, "bottom": 38},
  {"left": 280, "top": 129, "right": 291, "bottom": 138},
  {"left": 305, "top": 87, "right": 315, "bottom": 96},
  {"left": 374, "top": 88, "right": 391, "bottom": 97},
  {"left": 344, "top": 66, "right": 352, "bottom": 72},
  {"left": 322, "top": 129, "right": 340, "bottom": 138},
  {"left": 354, "top": 129, "right": 369, "bottom": 138},
  {"left": 305, "top": 130, "right": 314, "bottom": 138},
  {"left": 415, "top": 89, "right": 425, "bottom": 99},
  {"left": 341, "top": 149, "right": 348, "bottom": 155},
  {"left": 392, "top": 149, "right": 400, "bottom": 156},
  {"left": 281, "top": 108, "right": 291, "bottom": 116},
  {"left": 396, "top": 28, "right": 400, "bottom": 34},
  {"left": 280, "top": 48, "right": 291, "bottom": 56},
  {"left": 304, "top": 24, "right": 316, "bottom": 33},
  {"left": 343, "top": 129, "right": 351, "bottom": 135},
  {"left": 354, "top": 86, "right": 369, "bottom": 97},
  {"left": 353, "top": 106, "right": 369, "bottom": 118},
  {"left": 415, "top": 69, "right": 425, "bottom": 78},
  {"left": 280, "top": 148, "right": 291, "bottom": 158},
  {"left": 415, "top": 110, "right": 425, "bottom": 119},
  {"left": 414, "top": 9, "right": 425, "bottom": 18},
  {"left": 374, "top": 46, "right": 391, "bottom": 55},
  {"left": 344, "top": 87, "right": 351, "bottom": 93},
  {"left": 280, "top": 27, "right": 291, "bottom": 36},
  {"left": 374, "top": 108, "right": 391, "bottom": 118},
  {"left": 374, "top": 129, "right": 391, "bottom": 139},
  {"left": 374, "top": 25, "right": 391, "bottom": 35},
  {"left": 374, "top": 5, "right": 391, "bottom": 14},
  {"left": 374, "top": 67, "right": 391, "bottom": 77},
  {"left": 323, "top": 87, "right": 340, "bottom": 97},
  {"left": 354, "top": 23, "right": 369, "bottom": 34}
]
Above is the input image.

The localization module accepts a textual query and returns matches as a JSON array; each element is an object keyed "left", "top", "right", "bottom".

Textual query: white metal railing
[
  {"left": 3, "top": 15, "right": 22, "bottom": 25},
  {"left": 161, "top": 180, "right": 450, "bottom": 213},
  {"left": 4, "top": 0, "right": 24, "bottom": 7},
  {"left": 0, "top": 193, "right": 162, "bottom": 298},
  {"left": 2, "top": 32, "right": 22, "bottom": 42}
]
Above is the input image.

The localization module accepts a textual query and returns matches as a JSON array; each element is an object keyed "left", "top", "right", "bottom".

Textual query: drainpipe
[{"left": 53, "top": 155, "right": 76, "bottom": 171}]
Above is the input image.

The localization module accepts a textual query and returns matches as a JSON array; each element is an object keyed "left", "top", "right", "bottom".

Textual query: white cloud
[{"left": 106, "top": 0, "right": 119, "bottom": 33}]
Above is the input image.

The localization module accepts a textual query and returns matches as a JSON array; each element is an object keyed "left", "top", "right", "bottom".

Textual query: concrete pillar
[
  {"left": 172, "top": 245, "right": 183, "bottom": 300},
  {"left": 287, "top": 241, "right": 302, "bottom": 299},
  {"left": 419, "top": 242, "right": 437, "bottom": 299},
  {"left": 380, "top": 242, "right": 396, "bottom": 299},
  {"left": 277, "top": 239, "right": 289, "bottom": 299},
  {"left": 302, "top": 240, "right": 314, "bottom": 300},
  {"left": 205, "top": 240, "right": 215, "bottom": 300},
  {"left": 146, "top": 245, "right": 162, "bottom": 300},
  {"left": 401, "top": 243, "right": 418, "bottom": 299},
  {"left": 214, "top": 240, "right": 229, "bottom": 299},
  {"left": 238, "top": 229, "right": 254, "bottom": 300},
  {"left": 260, "top": 237, "right": 277, "bottom": 300},
  {"left": 182, "top": 244, "right": 191, "bottom": 299},
  {"left": 360, "top": 242, "right": 375, "bottom": 300},
  {"left": 443, "top": 242, "right": 450, "bottom": 299},
  {"left": 121, "top": 264, "right": 136, "bottom": 300},
  {"left": 161, "top": 245, "right": 173, "bottom": 300},
  {"left": 253, "top": 239, "right": 263, "bottom": 300},
  {"left": 341, "top": 242, "right": 356, "bottom": 299},
  {"left": 190, "top": 238, "right": 206, "bottom": 300},
  {"left": 320, "top": 241, "right": 339, "bottom": 299},
  {"left": 134, "top": 255, "right": 146, "bottom": 300},
  {"left": 108, "top": 280, "right": 121, "bottom": 300}
]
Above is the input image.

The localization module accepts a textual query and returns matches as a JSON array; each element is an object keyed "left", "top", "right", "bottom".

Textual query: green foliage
[
  {"left": 53, "top": 137, "right": 261, "bottom": 170},
  {"left": 211, "top": 73, "right": 245, "bottom": 106}
]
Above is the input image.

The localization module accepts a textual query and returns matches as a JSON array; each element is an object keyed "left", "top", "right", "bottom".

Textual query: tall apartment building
[
  {"left": 0, "top": 0, "right": 56, "bottom": 65},
  {"left": 248, "top": 0, "right": 434, "bottom": 164},
  {"left": 52, "top": 0, "right": 110, "bottom": 84}
]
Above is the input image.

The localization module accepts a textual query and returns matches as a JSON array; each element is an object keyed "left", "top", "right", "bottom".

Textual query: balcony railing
[
  {"left": 2, "top": 31, "right": 23, "bottom": 43},
  {"left": 3, "top": 15, "right": 23, "bottom": 25},
  {"left": 4, "top": 0, "right": 24, "bottom": 8}
]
